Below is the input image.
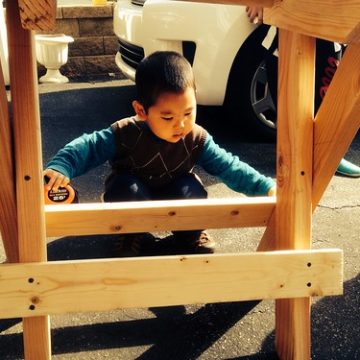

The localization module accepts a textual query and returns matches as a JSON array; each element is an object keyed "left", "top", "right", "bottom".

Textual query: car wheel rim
[{"left": 250, "top": 60, "right": 277, "bottom": 130}]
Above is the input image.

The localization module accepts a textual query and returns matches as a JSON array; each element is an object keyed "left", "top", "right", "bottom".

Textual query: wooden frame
[
  {"left": 0, "top": 249, "right": 342, "bottom": 319},
  {"left": 2, "top": 0, "right": 359, "bottom": 358}
]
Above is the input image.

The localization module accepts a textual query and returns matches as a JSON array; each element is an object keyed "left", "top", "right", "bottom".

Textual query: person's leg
[
  {"left": 103, "top": 173, "right": 152, "bottom": 202},
  {"left": 103, "top": 173, "right": 157, "bottom": 255},
  {"left": 315, "top": 40, "right": 360, "bottom": 177},
  {"left": 336, "top": 158, "right": 360, "bottom": 177},
  {"left": 159, "top": 173, "right": 216, "bottom": 253}
]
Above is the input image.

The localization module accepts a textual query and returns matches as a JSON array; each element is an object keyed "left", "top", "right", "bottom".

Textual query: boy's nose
[{"left": 177, "top": 119, "right": 185, "bottom": 128}]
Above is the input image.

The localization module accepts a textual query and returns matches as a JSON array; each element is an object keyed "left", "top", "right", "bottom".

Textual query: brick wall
[{"left": 37, "top": 2, "right": 124, "bottom": 79}]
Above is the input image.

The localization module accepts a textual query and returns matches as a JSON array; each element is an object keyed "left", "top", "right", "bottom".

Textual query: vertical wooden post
[
  {"left": 6, "top": 0, "right": 51, "bottom": 359},
  {"left": 258, "top": 45, "right": 360, "bottom": 254},
  {"left": 275, "top": 30, "right": 315, "bottom": 359},
  {"left": 0, "top": 55, "right": 18, "bottom": 263}
]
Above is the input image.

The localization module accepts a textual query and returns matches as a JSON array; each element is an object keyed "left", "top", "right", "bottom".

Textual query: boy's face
[{"left": 134, "top": 87, "right": 197, "bottom": 143}]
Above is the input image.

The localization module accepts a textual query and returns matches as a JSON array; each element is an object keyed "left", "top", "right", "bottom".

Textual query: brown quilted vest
[{"left": 108, "top": 117, "right": 207, "bottom": 188}]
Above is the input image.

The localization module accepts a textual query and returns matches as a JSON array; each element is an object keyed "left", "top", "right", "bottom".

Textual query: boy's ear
[{"left": 132, "top": 100, "right": 147, "bottom": 120}]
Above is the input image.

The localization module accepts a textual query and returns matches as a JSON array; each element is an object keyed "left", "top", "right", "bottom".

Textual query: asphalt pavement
[{"left": 0, "top": 78, "right": 359, "bottom": 359}]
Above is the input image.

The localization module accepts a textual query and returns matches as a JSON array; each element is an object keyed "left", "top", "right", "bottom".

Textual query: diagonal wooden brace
[{"left": 313, "top": 43, "right": 360, "bottom": 206}]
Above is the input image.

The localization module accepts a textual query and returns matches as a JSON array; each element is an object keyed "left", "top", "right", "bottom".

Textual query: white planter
[{"left": 35, "top": 34, "right": 74, "bottom": 83}]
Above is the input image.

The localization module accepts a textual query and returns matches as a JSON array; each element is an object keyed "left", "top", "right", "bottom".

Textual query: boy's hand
[
  {"left": 43, "top": 168, "right": 70, "bottom": 191},
  {"left": 268, "top": 186, "right": 276, "bottom": 197},
  {"left": 246, "top": 6, "right": 263, "bottom": 24}
]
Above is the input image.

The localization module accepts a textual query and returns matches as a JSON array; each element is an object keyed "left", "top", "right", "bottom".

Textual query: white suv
[{"left": 113, "top": 0, "right": 277, "bottom": 141}]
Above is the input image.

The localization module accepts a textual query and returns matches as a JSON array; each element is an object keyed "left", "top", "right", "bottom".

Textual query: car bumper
[{"left": 113, "top": 0, "right": 255, "bottom": 105}]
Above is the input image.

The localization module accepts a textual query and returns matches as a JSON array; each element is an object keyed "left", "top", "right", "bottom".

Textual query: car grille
[
  {"left": 118, "top": 40, "right": 196, "bottom": 69},
  {"left": 118, "top": 39, "right": 145, "bottom": 69},
  {"left": 131, "top": 0, "right": 145, "bottom": 6},
  {"left": 183, "top": 41, "right": 196, "bottom": 66}
]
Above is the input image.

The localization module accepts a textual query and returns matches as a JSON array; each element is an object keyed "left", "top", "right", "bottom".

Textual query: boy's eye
[
  {"left": 161, "top": 116, "right": 173, "bottom": 121},
  {"left": 185, "top": 112, "right": 192, "bottom": 117}
]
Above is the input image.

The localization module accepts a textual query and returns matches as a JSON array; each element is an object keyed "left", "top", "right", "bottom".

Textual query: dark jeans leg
[
  {"left": 103, "top": 172, "right": 207, "bottom": 241},
  {"left": 103, "top": 174, "right": 155, "bottom": 251},
  {"left": 103, "top": 174, "right": 152, "bottom": 202},
  {"left": 159, "top": 173, "right": 208, "bottom": 240},
  {"left": 265, "top": 35, "right": 341, "bottom": 114}
]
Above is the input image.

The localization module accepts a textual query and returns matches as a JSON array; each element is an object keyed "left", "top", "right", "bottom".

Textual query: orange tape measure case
[{"left": 44, "top": 177, "right": 78, "bottom": 205}]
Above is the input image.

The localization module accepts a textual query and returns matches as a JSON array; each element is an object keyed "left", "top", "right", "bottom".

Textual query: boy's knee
[
  {"left": 104, "top": 174, "right": 151, "bottom": 202},
  {"left": 177, "top": 173, "right": 207, "bottom": 199}
]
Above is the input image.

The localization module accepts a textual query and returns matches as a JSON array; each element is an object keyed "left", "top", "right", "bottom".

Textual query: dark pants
[
  {"left": 265, "top": 33, "right": 342, "bottom": 112},
  {"left": 314, "top": 39, "right": 342, "bottom": 111},
  {"left": 103, "top": 172, "right": 208, "bottom": 239}
]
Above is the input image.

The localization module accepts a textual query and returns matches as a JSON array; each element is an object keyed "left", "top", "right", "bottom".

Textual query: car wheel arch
[{"left": 224, "top": 24, "right": 278, "bottom": 142}]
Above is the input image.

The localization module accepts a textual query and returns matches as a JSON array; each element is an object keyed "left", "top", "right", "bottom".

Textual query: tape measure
[{"left": 44, "top": 177, "right": 78, "bottom": 205}]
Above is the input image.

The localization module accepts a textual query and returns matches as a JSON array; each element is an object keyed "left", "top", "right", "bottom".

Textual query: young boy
[{"left": 44, "top": 51, "right": 276, "bottom": 255}]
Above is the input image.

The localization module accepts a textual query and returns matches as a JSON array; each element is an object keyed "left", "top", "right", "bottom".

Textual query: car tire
[{"left": 224, "top": 24, "right": 277, "bottom": 143}]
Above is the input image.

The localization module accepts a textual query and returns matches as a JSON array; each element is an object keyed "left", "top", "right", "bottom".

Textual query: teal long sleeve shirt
[{"left": 46, "top": 126, "right": 275, "bottom": 196}]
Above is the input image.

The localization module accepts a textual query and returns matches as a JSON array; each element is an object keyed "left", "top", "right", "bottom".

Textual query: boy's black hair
[{"left": 135, "top": 51, "right": 196, "bottom": 111}]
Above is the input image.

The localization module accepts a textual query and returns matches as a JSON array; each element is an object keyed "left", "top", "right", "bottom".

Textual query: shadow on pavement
[
  {"left": 244, "top": 273, "right": 360, "bottom": 360},
  {"left": 0, "top": 236, "right": 274, "bottom": 359},
  {"left": 1, "top": 234, "right": 359, "bottom": 359},
  {"left": 0, "top": 300, "right": 271, "bottom": 360},
  {"left": 50, "top": 302, "right": 268, "bottom": 359}
]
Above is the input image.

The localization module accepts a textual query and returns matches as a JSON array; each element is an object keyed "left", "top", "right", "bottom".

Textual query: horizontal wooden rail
[
  {"left": 264, "top": 0, "right": 360, "bottom": 44},
  {"left": 182, "top": 0, "right": 360, "bottom": 43},
  {"left": 0, "top": 249, "right": 342, "bottom": 319},
  {"left": 45, "top": 197, "right": 275, "bottom": 236}
]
